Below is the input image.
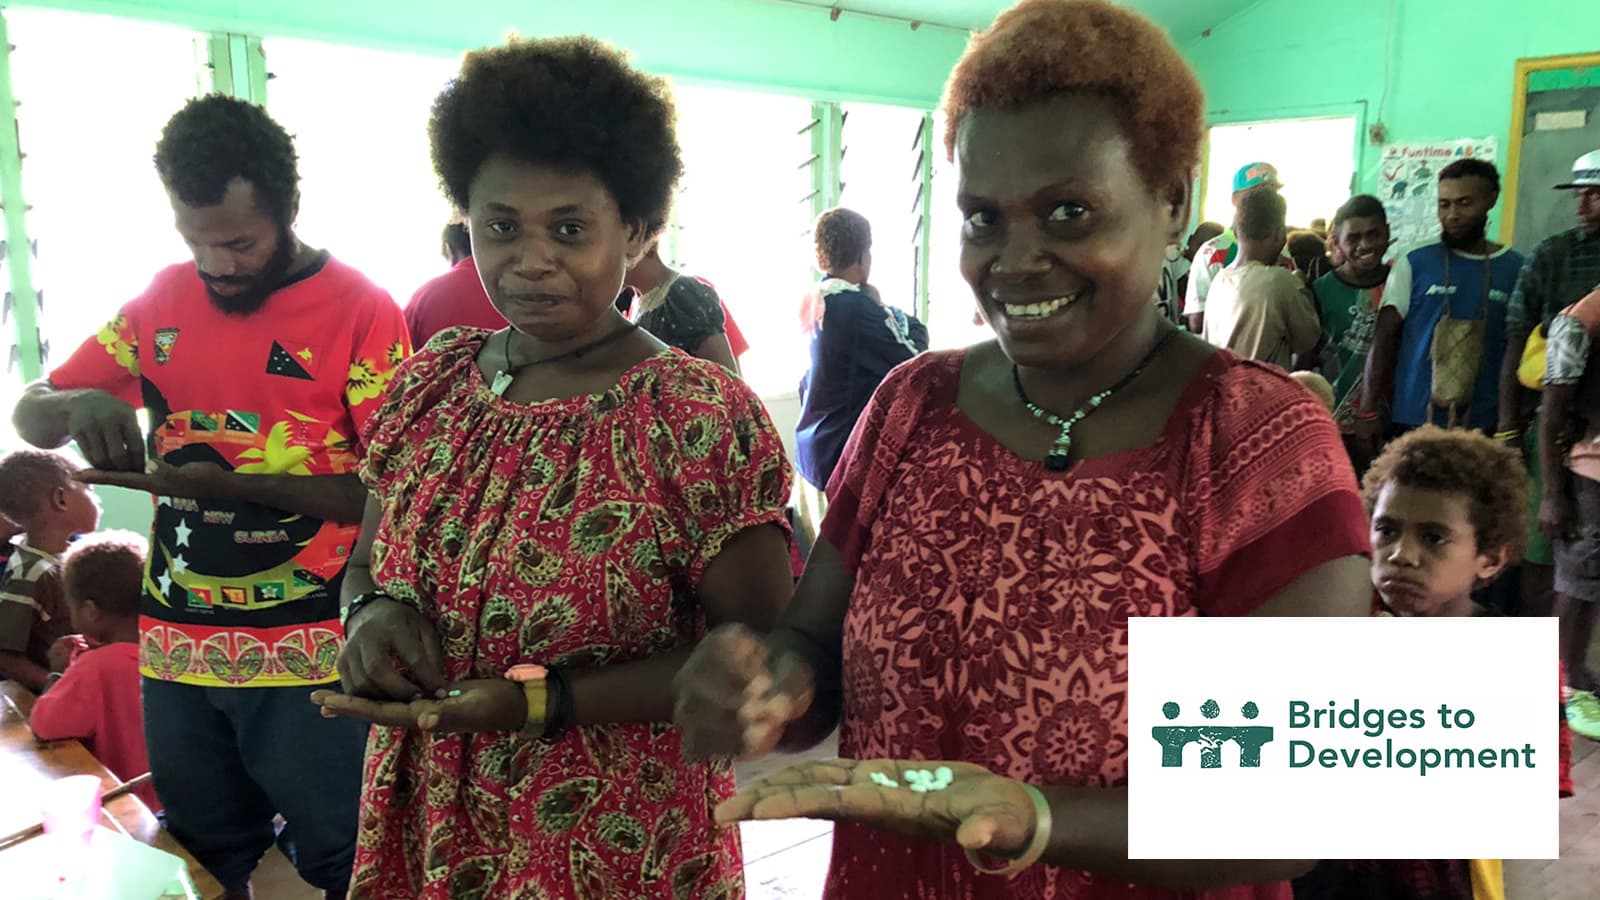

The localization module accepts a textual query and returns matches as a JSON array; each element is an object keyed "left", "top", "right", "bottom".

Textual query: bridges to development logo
[
  {"left": 1152, "top": 699, "right": 1274, "bottom": 768},
  {"left": 1129, "top": 617, "right": 1557, "bottom": 859}
]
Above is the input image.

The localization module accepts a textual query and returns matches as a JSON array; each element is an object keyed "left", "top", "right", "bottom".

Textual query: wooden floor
[{"left": 1505, "top": 734, "right": 1600, "bottom": 900}]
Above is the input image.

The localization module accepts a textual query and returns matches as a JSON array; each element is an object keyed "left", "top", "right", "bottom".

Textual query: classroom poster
[{"left": 1377, "top": 138, "right": 1498, "bottom": 250}]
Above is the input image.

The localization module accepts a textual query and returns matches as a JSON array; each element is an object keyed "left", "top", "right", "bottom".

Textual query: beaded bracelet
[{"left": 964, "top": 783, "right": 1052, "bottom": 877}]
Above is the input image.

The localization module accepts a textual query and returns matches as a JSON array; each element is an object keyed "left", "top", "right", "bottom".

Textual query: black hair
[
  {"left": 1333, "top": 194, "right": 1387, "bottom": 229},
  {"left": 0, "top": 449, "right": 79, "bottom": 527},
  {"left": 154, "top": 94, "right": 299, "bottom": 226},
  {"left": 442, "top": 222, "right": 471, "bottom": 258},
  {"left": 62, "top": 531, "right": 148, "bottom": 618},
  {"left": 1438, "top": 158, "right": 1500, "bottom": 195},
  {"left": 429, "top": 36, "right": 682, "bottom": 239},
  {"left": 814, "top": 208, "right": 873, "bottom": 273},
  {"left": 1286, "top": 230, "right": 1326, "bottom": 273},
  {"left": 1363, "top": 425, "right": 1528, "bottom": 560},
  {"left": 1235, "top": 189, "right": 1287, "bottom": 241}
]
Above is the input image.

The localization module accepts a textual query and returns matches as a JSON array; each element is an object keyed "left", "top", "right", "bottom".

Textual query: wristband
[
  {"left": 544, "top": 667, "right": 574, "bottom": 740},
  {"left": 505, "top": 664, "right": 550, "bottom": 738},
  {"left": 339, "top": 592, "right": 393, "bottom": 636},
  {"left": 964, "top": 783, "right": 1052, "bottom": 877}
]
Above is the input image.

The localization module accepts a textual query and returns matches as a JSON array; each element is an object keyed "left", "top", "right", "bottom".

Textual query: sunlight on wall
[
  {"left": 264, "top": 38, "right": 460, "bottom": 306},
  {"left": 668, "top": 82, "right": 814, "bottom": 397},
  {"left": 6, "top": 7, "right": 198, "bottom": 390},
  {"left": 838, "top": 102, "right": 924, "bottom": 324},
  {"left": 1202, "top": 116, "right": 1358, "bottom": 230},
  {"left": 926, "top": 112, "right": 990, "bottom": 351}
]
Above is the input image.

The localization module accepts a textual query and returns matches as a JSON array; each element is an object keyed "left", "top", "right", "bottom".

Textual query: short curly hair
[
  {"left": 1333, "top": 194, "right": 1387, "bottom": 230},
  {"left": 0, "top": 450, "right": 81, "bottom": 527},
  {"left": 940, "top": 0, "right": 1204, "bottom": 192},
  {"left": 1439, "top": 158, "right": 1500, "bottom": 195},
  {"left": 1362, "top": 426, "right": 1529, "bottom": 559},
  {"left": 429, "top": 36, "right": 682, "bottom": 239},
  {"left": 814, "top": 208, "right": 872, "bottom": 274},
  {"left": 154, "top": 94, "right": 299, "bottom": 226},
  {"left": 62, "top": 530, "right": 147, "bottom": 618},
  {"left": 1236, "top": 190, "right": 1287, "bottom": 241}
]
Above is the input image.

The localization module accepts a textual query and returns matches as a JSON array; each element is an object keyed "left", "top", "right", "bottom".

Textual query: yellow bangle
[
  {"left": 519, "top": 678, "right": 548, "bottom": 737},
  {"left": 504, "top": 664, "right": 550, "bottom": 737},
  {"left": 964, "top": 783, "right": 1052, "bottom": 877}
]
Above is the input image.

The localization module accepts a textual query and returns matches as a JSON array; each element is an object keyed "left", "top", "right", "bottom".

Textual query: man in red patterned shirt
[{"left": 11, "top": 95, "right": 407, "bottom": 900}]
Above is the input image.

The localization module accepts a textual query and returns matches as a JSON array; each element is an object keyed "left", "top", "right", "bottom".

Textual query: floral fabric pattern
[
  {"left": 819, "top": 349, "right": 1370, "bottom": 900},
  {"left": 351, "top": 328, "right": 793, "bottom": 899}
]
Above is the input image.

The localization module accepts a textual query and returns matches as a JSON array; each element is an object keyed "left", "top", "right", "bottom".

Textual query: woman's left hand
[
  {"left": 715, "top": 758, "right": 1039, "bottom": 857},
  {"left": 311, "top": 678, "right": 525, "bottom": 733}
]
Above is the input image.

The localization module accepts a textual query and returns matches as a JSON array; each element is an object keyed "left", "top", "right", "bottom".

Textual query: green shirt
[{"left": 1313, "top": 270, "right": 1387, "bottom": 412}]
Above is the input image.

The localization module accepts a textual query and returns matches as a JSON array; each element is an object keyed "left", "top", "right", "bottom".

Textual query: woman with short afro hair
[
  {"left": 675, "top": 2, "right": 1372, "bottom": 898},
  {"left": 312, "top": 36, "right": 797, "bottom": 899}
]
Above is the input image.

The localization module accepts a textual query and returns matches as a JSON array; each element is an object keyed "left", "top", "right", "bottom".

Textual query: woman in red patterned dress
[
  {"left": 311, "top": 37, "right": 796, "bottom": 899},
  {"left": 674, "top": 2, "right": 1373, "bottom": 898}
]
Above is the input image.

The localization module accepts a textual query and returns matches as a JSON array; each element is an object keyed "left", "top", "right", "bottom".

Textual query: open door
[
  {"left": 1503, "top": 54, "right": 1600, "bottom": 252},
  {"left": 1200, "top": 115, "right": 1358, "bottom": 229}
]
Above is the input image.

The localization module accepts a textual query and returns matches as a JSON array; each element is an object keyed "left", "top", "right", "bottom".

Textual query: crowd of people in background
[
  {"left": 0, "top": 1, "right": 1592, "bottom": 899},
  {"left": 1162, "top": 146, "right": 1600, "bottom": 752}
]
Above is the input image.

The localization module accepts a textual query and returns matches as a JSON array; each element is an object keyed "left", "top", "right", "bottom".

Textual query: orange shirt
[{"left": 49, "top": 255, "right": 409, "bottom": 687}]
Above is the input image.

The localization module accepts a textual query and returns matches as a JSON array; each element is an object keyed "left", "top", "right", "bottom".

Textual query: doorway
[
  {"left": 1201, "top": 116, "right": 1358, "bottom": 230},
  {"left": 1504, "top": 55, "right": 1600, "bottom": 253}
]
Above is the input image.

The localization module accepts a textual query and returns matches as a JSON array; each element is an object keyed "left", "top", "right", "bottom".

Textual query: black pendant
[{"left": 1044, "top": 452, "right": 1070, "bottom": 471}]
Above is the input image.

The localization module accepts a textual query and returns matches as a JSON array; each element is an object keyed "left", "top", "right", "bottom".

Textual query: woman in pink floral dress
[
  {"left": 675, "top": 2, "right": 1373, "bottom": 899},
  {"left": 312, "top": 37, "right": 795, "bottom": 899}
]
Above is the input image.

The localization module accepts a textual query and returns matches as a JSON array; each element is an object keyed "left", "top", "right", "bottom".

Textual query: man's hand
[
  {"left": 65, "top": 391, "right": 144, "bottom": 472},
  {"left": 78, "top": 460, "right": 234, "bottom": 501}
]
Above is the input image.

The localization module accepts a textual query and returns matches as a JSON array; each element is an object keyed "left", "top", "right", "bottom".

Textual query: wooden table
[{"left": 0, "top": 682, "right": 224, "bottom": 899}]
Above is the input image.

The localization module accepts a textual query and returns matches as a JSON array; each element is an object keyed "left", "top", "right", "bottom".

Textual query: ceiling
[{"left": 787, "top": 0, "right": 1258, "bottom": 43}]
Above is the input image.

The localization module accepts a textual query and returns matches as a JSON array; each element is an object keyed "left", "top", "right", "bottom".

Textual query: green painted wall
[
  {"left": 1183, "top": 0, "right": 1596, "bottom": 233},
  {"left": 15, "top": 0, "right": 968, "bottom": 107}
]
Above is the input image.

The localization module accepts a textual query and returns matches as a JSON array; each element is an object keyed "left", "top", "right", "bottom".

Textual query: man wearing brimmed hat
[
  {"left": 1182, "top": 161, "right": 1297, "bottom": 334},
  {"left": 1527, "top": 148, "right": 1600, "bottom": 740},
  {"left": 1510, "top": 150, "right": 1600, "bottom": 414}
]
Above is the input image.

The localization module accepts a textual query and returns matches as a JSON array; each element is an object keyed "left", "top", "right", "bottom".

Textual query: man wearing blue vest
[{"left": 1358, "top": 158, "right": 1525, "bottom": 445}]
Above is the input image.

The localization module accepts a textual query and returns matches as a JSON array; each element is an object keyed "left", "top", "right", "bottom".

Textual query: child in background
[
  {"left": 29, "top": 531, "right": 159, "bottom": 811},
  {"left": 1201, "top": 189, "right": 1323, "bottom": 370},
  {"left": 0, "top": 513, "right": 22, "bottom": 571},
  {"left": 0, "top": 449, "right": 101, "bottom": 691},
  {"left": 1291, "top": 371, "right": 1336, "bottom": 411},
  {"left": 1314, "top": 195, "right": 1392, "bottom": 469},
  {"left": 1294, "top": 426, "right": 1572, "bottom": 900}
]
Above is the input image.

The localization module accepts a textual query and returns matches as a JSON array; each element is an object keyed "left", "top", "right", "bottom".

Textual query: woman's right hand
[
  {"left": 674, "top": 624, "right": 816, "bottom": 760},
  {"left": 337, "top": 598, "right": 447, "bottom": 701}
]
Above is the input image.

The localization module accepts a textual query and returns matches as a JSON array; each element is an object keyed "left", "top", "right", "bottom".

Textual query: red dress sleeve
[
  {"left": 359, "top": 328, "right": 479, "bottom": 502},
  {"left": 819, "top": 353, "right": 952, "bottom": 573},
  {"left": 655, "top": 359, "right": 793, "bottom": 586},
  {"left": 1185, "top": 359, "right": 1371, "bottom": 616}
]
